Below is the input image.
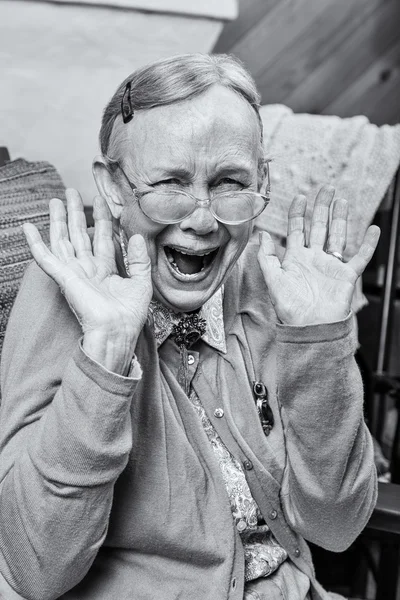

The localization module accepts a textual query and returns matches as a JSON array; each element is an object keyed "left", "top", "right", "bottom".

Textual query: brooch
[
  {"left": 172, "top": 313, "right": 206, "bottom": 396},
  {"left": 172, "top": 314, "right": 206, "bottom": 349}
]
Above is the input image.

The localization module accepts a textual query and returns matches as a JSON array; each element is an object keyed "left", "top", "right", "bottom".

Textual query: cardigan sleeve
[
  {"left": 276, "top": 313, "right": 377, "bottom": 552},
  {"left": 0, "top": 263, "right": 139, "bottom": 600},
  {"left": 235, "top": 244, "right": 377, "bottom": 552}
]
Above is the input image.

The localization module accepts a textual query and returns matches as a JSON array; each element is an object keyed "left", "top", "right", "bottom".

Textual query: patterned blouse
[{"left": 149, "top": 293, "right": 288, "bottom": 584}]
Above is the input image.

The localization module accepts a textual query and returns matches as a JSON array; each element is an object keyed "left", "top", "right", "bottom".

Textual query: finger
[
  {"left": 66, "top": 188, "right": 93, "bottom": 259},
  {"left": 326, "top": 198, "right": 348, "bottom": 254},
  {"left": 23, "top": 223, "right": 64, "bottom": 282},
  {"left": 258, "top": 231, "right": 282, "bottom": 288},
  {"left": 309, "top": 185, "right": 335, "bottom": 249},
  {"left": 49, "top": 198, "right": 75, "bottom": 261},
  {"left": 347, "top": 225, "right": 380, "bottom": 277},
  {"left": 287, "top": 194, "right": 306, "bottom": 250},
  {"left": 127, "top": 234, "right": 152, "bottom": 279},
  {"left": 92, "top": 196, "right": 115, "bottom": 262}
]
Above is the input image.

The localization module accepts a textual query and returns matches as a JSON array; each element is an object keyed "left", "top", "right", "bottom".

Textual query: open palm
[
  {"left": 258, "top": 186, "right": 380, "bottom": 326},
  {"left": 23, "top": 189, "right": 152, "bottom": 344}
]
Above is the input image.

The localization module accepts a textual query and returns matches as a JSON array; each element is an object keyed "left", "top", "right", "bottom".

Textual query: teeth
[
  {"left": 170, "top": 248, "right": 215, "bottom": 256},
  {"left": 164, "top": 245, "right": 217, "bottom": 278},
  {"left": 169, "top": 259, "right": 204, "bottom": 278}
]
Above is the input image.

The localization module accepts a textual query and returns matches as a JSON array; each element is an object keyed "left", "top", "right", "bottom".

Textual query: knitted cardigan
[{"left": 0, "top": 243, "right": 376, "bottom": 600}]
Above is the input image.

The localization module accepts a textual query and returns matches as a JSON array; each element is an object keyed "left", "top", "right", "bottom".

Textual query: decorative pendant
[
  {"left": 252, "top": 381, "right": 274, "bottom": 436},
  {"left": 172, "top": 314, "right": 206, "bottom": 395},
  {"left": 172, "top": 314, "right": 206, "bottom": 349}
]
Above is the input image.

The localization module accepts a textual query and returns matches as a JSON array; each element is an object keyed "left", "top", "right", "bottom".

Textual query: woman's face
[{"left": 117, "top": 84, "right": 260, "bottom": 313}]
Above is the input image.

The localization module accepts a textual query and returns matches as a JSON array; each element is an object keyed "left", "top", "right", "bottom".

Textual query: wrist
[{"left": 82, "top": 328, "right": 138, "bottom": 376}]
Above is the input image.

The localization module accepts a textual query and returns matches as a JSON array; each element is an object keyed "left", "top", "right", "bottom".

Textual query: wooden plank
[
  {"left": 214, "top": 0, "right": 278, "bottom": 53},
  {"left": 229, "top": 0, "right": 336, "bottom": 77},
  {"left": 255, "top": 0, "right": 383, "bottom": 105},
  {"left": 367, "top": 483, "right": 400, "bottom": 536},
  {"left": 323, "top": 38, "right": 400, "bottom": 125},
  {"left": 283, "top": 0, "right": 400, "bottom": 114}
]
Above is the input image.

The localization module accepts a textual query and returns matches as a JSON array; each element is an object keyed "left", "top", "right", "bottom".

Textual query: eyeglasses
[{"left": 116, "top": 161, "right": 271, "bottom": 226}]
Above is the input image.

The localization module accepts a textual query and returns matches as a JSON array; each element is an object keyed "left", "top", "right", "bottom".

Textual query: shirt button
[
  {"left": 231, "top": 577, "right": 237, "bottom": 590},
  {"left": 187, "top": 354, "right": 195, "bottom": 365},
  {"left": 243, "top": 459, "right": 253, "bottom": 471},
  {"left": 214, "top": 408, "right": 224, "bottom": 418},
  {"left": 294, "top": 548, "right": 301, "bottom": 557},
  {"left": 269, "top": 509, "right": 278, "bottom": 520}
]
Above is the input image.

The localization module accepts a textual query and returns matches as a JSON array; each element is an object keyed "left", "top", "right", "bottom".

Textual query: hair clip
[{"left": 121, "top": 82, "right": 134, "bottom": 123}]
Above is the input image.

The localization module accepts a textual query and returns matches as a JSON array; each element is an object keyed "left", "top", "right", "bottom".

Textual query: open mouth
[{"left": 164, "top": 246, "right": 219, "bottom": 277}]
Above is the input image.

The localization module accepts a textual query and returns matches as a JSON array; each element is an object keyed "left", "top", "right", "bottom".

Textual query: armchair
[
  {"left": 0, "top": 148, "right": 65, "bottom": 373},
  {"left": 357, "top": 168, "right": 400, "bottom": 600}
]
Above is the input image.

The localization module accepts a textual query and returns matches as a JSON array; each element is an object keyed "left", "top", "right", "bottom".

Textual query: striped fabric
[{"left": 0, "top": 158, "right": 65, "bottom": 364}]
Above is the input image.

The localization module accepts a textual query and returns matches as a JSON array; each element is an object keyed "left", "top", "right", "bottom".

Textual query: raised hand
[
  {"left": 258, "top": 185, "right": 380, "bottom": 326},
  {"left": 23, "top": 189, "right": 152, "bottom": 375}
]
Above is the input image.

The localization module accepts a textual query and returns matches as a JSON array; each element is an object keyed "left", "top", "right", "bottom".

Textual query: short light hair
[{"left": 100, "top": 53, "right": 266, "bottom": 178}]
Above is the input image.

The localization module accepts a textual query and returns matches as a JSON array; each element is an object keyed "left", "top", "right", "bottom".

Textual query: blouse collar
[{"left": 148, "top": 287, "right": 227, "bottom": 354}]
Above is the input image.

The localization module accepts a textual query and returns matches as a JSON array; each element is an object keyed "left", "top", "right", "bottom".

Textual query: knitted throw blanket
[
  {"left": 0, "top": 159, "right": 65, "bottom": 361},
  {"left": 256, "top": 104, "right": 400, "bottom": 312}
]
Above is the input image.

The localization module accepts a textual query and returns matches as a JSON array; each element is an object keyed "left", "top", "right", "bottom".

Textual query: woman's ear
[{"left": 92, "top": 155, "right": 125, "bottom": 220}]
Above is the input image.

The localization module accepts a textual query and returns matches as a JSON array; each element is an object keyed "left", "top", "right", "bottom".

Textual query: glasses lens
[
  {"left": 139, "top": 191, "right": 195, "bottom": 223},
  {"left": 212, "top": 192, "right": 266, "bottom": 223}
]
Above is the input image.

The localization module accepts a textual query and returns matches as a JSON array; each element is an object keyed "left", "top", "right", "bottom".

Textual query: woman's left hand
[{"left": 258, "top": 185, "right": 380, "bottom": 326}]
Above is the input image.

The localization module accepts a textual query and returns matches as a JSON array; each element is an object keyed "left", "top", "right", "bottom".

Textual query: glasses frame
[{"left": 114, "top": 160, "right": 271, "bottom": 226}]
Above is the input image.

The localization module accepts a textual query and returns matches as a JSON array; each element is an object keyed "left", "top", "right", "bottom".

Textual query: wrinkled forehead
[{"left": 116, "top": 85, "right": 261, "bottom": 175}]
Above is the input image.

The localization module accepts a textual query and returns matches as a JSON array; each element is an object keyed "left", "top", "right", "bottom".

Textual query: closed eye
[
  {"left": 214, "top": 178, "right": 245, "bottom": 191},
  {"left": 153, "top": 178, "right": 182, "bottom": 187}
]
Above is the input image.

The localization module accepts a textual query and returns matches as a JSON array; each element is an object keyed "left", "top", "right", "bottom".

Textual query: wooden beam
[
  {"left": 214, "top": 0, "right": 278, "bottom": 53},
  {"left": 255, "top": 0, "right": 383, "bottom": 106},
  {"left": 283, "top": 0, "right": 400, "bottom": 115},
  {"left": 228, "top": 0, "right": 337, "bottom": 77},
  {"left": 323, "top": 38, "right": 400, "bottom": 126},
  {"left": 40, "top": 0, "right": 238, "bottom": 21}
]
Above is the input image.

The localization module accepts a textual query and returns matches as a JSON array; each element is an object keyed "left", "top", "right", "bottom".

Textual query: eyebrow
[
  {"left": 211, "top": 165, "right": 254, "bottom": 180},
  {"left": 150, "top": 163, "right": 255, "bottom": 181}
]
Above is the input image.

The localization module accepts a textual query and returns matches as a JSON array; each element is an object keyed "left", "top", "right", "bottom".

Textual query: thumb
[
  {"left": 127, "top": 234, "right": 152, "bottom": 279},
  {"left": 257, "top": 231, "right": 281, "bottom": 287}
]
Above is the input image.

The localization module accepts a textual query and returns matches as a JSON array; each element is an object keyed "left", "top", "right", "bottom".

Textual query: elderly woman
[{"left": 0, "top": 54, "right": 379, "bottom": 600}]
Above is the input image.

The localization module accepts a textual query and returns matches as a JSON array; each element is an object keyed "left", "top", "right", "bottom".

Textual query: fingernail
[{"left": 259, "top": 231, "right": 263, "bottom": 245}]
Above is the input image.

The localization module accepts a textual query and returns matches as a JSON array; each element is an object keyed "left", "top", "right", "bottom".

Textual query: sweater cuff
[
  {"left": 79, "top": 339, "right": 143, "bottom": 383},
  {"left": 275, "top": 311, "right": 354, "bottom": 344},
  {"left": 75, "top": 340, "right": 141, "bottom": 395},
  {"left": 29, "top": 343, "right": 140, "bottom": 486}
]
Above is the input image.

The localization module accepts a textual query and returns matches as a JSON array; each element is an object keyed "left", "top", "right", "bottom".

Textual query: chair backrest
[
  {"left": 370, "top": 169, "right": 400, "bottom": 483},
  {"left": 0, "top": 156, "right": 65, "bottom": 377}
]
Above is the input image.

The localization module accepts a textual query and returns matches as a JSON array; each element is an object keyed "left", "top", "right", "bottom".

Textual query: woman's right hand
[{"left": 23, "top": 188, "right": 153, "bottom": 375}]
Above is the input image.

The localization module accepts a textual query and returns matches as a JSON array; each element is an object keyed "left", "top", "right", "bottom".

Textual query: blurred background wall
[
  {"left": 2, "top": 0, "right": 399, "bottom": 202},
  {"left": 214, "top": 0, "right": 400, "bottom": 126},
  {"left": 0, "top": 0, "right": 237, "bottom": 204}
]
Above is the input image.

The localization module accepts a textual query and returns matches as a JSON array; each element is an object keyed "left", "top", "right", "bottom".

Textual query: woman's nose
[{"left": 179, "top": 204, "right": 219, "bottom": 235}]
